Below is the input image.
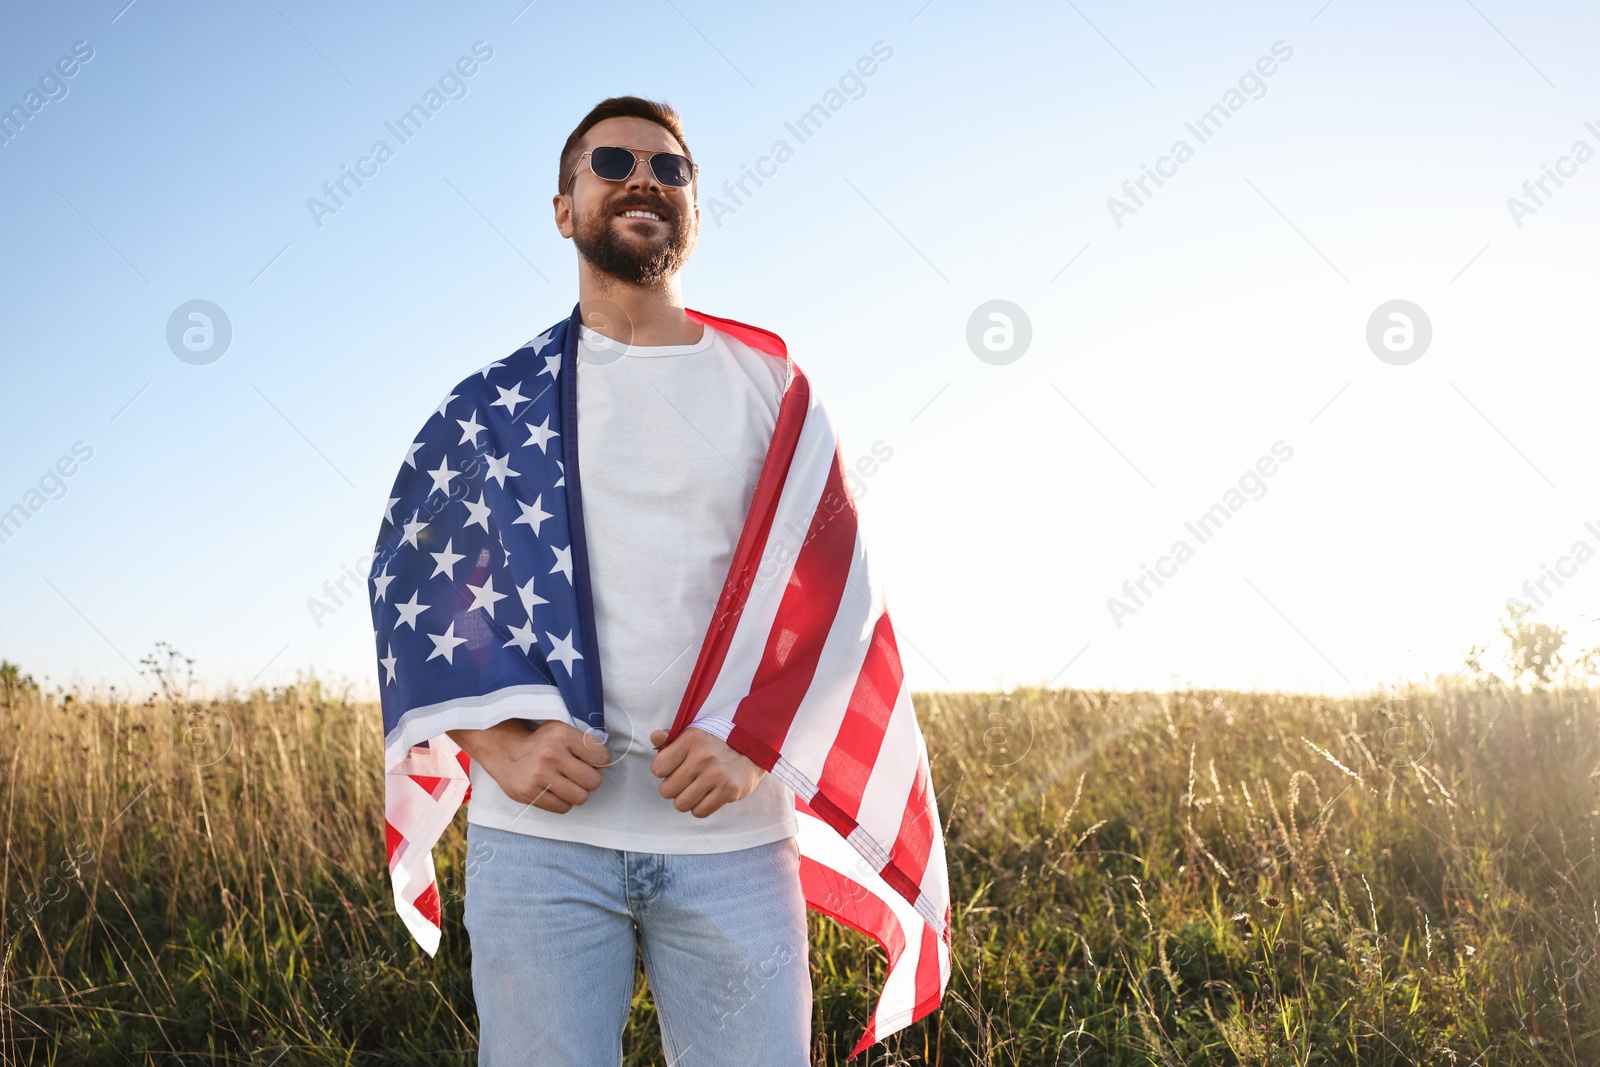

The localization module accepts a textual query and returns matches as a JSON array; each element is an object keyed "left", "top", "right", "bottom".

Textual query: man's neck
[{"left": 577, "top": 261, "right": 703, "bottom": 347}]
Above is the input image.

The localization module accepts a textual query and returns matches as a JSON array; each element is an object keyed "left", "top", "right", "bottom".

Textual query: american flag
[{"left": 369, "top": 303, "right": 951, "bottom": 1057}]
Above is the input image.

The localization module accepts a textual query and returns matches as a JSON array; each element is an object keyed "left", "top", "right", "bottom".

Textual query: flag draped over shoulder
[{"left": 369, "top": 302, "right": 950, "bottom": 1057}]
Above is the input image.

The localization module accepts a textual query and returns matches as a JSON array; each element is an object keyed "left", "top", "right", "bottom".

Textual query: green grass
[{"left": 2, "top": 680, "right": 1597, "bottom": 1064}]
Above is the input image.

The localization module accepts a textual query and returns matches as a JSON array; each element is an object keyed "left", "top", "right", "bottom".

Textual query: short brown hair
[{"left": 558, "top": 96, "right": 694, "bottom": 199}]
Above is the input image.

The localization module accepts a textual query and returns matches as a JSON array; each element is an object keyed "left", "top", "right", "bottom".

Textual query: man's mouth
[{"left": 617, "top": 209, "right": 664, "bottom": 223}]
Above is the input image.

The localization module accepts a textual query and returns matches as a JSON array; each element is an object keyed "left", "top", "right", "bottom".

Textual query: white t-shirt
[{"left": 465, "top": 319, "right": 800, "bottom": 852}]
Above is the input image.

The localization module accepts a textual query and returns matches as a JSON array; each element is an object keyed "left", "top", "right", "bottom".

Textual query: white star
[
  {"left": 522, "top": 415, "right": 560, "bottom": 454},
  {"left": 503, "top": 619, "right": 539, "bottom": 655},
  {"left": 490, "top": 382, "right": 529, "bottom": 415},
  {"left": 426, "top": 621, "right": 469, "bottom": 664},
  {"left": 372, "top": 565, "right": 396, "bottom": 603},
  {"left": 513, "top": 494, "right": 553, "bottom": 536},
  {"left": 538, "top": 352, "right": 560, "bottom": 381},
  {"left": 550, "top": 544, "right": 572, "bottom": 584},
  {"left": 394, "top": 591, "right": 429, "bottom": 630},
  {"left": 382, "top": 497, "right": 400, "bottom": 523},
  {"left": 466, "top": 575, "right": 508, "bottom": 618},
  {"left": 404, "top": 441, "right": 424, "bottom": 468},
  {"left": 526, "top": 328, "right": 554, "bottom": 354},
  {"left": 435, "top": 393, "right": 458, "bottom": 419},
  {"left": 426, "top": 456, "right": 459, "bottom": 497},
  {"left": 498, "top": 531, "right": 513, "bottom": 567},
  {"left": 457, "top": 411, "right": 487, "bottom": 447},
  {"left": 430, "top": 538, "right": 465, "bottom": 580},
  {"left": 554, "top": 459, "right": 565, "bottom": 488},
  {"left": 485, "top": 452, "right": 520, "bottom": 489},
  {"left": 545, "top": 629, "right": 583, "bottom": 674},
  {"left": 521, "top": 415, "right": 560, "bottom": 454},
  {"left": 477, "top": 360, "right": 506, "bottom": 379},
  {"left": 381, "top": 645, "right": 397, "bottom": 684},
  {"left": 400, "top": 511, "right": 429, "bottom": 550},
  {"left": 517, "top": 575, "right": 549, "bottom": 618},
  {"left": 462, "top": 492, "right": 492, "bottom": 532}
]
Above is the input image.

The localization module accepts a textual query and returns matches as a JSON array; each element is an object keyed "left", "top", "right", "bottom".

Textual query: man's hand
[
  {"left": 649, "top": 726, "right": 766, "bottom": 818},
  {"left": 446, "top": 719, "right": 610, "bottom": 814}
]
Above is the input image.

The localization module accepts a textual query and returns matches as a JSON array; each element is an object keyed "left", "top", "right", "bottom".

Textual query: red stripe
[
  {"left": 812, "top": 610, "right": 901, "bottom": 823},
  {"left": 408, "top": 774, "right": 445, "bottom": 797},
  {"left": 413, "top": 881, "right": 441, "bottom": 927},
  {"left": 728, "top": 446, "right": 858, "bottom": 757},
  {"left": 888, "top": 752, "right": 936, "bottom": 928},
  {"left": 685, "top": 307, "right": 788, "bottom": 358},
  {"left": 798, "top": 853, "right": 907, "bottom": 962},
  {"left": 669, "top": 373, "right": 811, "bottom": 738},
  {"left": 385, "top": 818, "right": 403, "bottom": 864},
  {"left": 913, "top": 921, "right": 941, "bottom": 1015}
]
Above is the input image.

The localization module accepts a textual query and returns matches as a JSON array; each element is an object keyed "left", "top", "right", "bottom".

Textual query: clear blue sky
[{"left": 3, "top": 0, "right": 1598, "bottom": 701}]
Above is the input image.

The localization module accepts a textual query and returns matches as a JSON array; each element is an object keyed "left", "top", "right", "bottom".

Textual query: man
[
  {"left": 447, "top": 97, "right": 811, "bottom": 1064},
  {"left": 370, "top": 96, "right": 949, "bottom": 1067}
]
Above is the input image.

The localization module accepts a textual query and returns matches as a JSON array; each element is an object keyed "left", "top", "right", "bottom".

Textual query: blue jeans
[{"left": 462, "top": 822, "right": 812, "bottom": 1066}]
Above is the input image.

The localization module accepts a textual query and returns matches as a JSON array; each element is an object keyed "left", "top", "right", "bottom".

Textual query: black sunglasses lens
[
  {"left": 649, "top": 153, "right": 693, "bottom": 187},
  {"left": 590, "top": 146, "right": 636, "bottom": 180}
]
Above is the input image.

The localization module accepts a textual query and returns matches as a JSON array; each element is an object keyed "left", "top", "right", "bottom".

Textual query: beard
[{"left": 572, "top": 194, "right": 696, "bottom": 287}]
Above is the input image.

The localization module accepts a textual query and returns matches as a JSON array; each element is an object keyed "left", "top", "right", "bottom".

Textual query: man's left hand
[{"left": 649, "top": 726, "right": 766, "bottom": 818}]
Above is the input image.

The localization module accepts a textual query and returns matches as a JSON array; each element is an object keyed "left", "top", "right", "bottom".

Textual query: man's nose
[{"left": 624, "top": 156, "right": 662, "bottom": 192}]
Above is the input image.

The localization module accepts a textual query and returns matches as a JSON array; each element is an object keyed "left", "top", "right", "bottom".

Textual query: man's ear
[{"left": 553, "top": 193, "right": 574, "bottom": 239}]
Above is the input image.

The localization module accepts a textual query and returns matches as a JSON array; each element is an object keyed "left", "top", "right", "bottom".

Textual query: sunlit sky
[{"left": 3, "top": 0, "right": 1597, "bottom": 701}]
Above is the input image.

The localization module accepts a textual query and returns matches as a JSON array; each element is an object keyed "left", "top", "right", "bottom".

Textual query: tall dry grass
[{"left": 2, "top": 676, "right": 1597, "bottom": 1064}]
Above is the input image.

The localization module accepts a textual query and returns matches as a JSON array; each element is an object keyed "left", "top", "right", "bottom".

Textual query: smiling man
[{"left": 443, "top": 96, "right": 811, "bottom": 1065}]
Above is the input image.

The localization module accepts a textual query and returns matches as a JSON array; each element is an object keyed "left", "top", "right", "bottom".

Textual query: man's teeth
[{"left": 621, "top": 210, "right": 662, "bottom": 221}]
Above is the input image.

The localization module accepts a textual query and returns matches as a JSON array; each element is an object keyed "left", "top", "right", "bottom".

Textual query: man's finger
[
  {"left": 650, "top": 736, "right": 689, "bottom": 779},
  {"left": 556, "top": 755, "right": 603, "bottom": 792},
  {"left": 671, "top": 774, "right": 716, "bottom": 815},
  {"left": 691, "top": 790, "right": 728, "bottom": 819},
  {"left": 568, "top": 727, "right": 613, "bottom": 767}
]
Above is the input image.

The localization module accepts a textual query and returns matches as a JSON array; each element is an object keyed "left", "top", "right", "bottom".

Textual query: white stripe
[
  {"left": 777, "top": 526, "right": 882, "bottom": 788},
  {"left": 696, "top": 394, "right": 839, "bottom": 718},
  {"left": 795, "top": 808, "right": 925, "bottom": 1032},
  {"left": 850, "top": 679, "right": 922, "bottom": 855},
  {"left": 911, "top": 720, "right": 952, "bottom": 921},
  {"left": 383, "top": 683, "right": 576, "bottom": 771}
]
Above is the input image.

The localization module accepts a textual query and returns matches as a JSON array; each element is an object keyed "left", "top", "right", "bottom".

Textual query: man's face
[{"left": 558, "top": 116, "right": 699, "bottom": 287}]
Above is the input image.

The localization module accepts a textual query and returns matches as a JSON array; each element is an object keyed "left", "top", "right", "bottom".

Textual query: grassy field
[{"left": 2, "top": 670, "right": 1598, "bottom": 1065}]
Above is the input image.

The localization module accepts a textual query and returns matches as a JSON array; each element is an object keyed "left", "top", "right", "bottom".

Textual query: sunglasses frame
[{"left": 569, "top": 146, "right": 699, "bottom": 192}]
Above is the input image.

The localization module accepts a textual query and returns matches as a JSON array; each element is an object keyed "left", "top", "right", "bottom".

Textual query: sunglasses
[{"left": 571, "top": 146, "right": 698, "bottom": 190}]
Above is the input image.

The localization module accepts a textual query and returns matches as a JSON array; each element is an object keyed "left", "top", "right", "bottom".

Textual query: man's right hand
[{"left": 446, "top": 719, "right": 611, "bottom": 814}]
